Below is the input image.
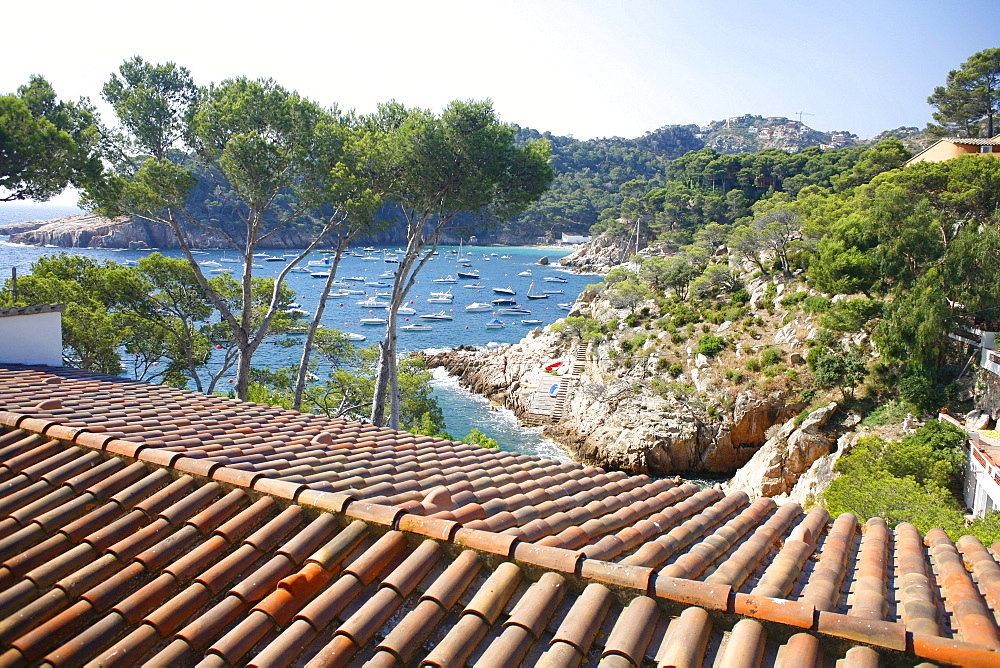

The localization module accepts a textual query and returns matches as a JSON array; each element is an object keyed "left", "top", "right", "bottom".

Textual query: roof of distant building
[
  {"left": 0, "top": 363, "right": 997, "bottom": 666},
  {"left": 0, "top": 304, "right": 65, "bottom": 318}
]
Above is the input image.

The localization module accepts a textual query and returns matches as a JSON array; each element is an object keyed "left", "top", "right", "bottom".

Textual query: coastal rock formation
[
  {"left": 425, "top": 327, "right": 802, "bottom": 475},
  {"left": 558, "top": 233, "right": 637, "bottom": 274},
  {"left": 724, "top": 403, "right": 838, "bottom": 500},
  {"left": 3, "top": 214, "right": 321, "bottom": 249}
]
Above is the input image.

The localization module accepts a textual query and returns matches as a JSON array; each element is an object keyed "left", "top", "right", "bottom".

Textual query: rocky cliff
[{"left": 3, "top": 214, "right": 331, "bottom": 249}]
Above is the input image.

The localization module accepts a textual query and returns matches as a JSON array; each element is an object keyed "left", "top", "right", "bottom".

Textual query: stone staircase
[{"left": 523, "top": 342, "right": 588, "bottom": 426}]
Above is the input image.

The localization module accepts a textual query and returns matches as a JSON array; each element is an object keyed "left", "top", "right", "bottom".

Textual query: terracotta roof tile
[{"left": 1, "top": 365, "right": 1000, "bottom": 666}]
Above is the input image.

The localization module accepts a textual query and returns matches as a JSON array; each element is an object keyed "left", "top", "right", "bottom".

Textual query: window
[{"left": 981, "top": 145, "right": 995, "bottom": 153}]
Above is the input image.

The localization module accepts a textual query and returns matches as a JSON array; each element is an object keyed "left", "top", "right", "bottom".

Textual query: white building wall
[{"left": 0, "top": 311, "right": 63, "bottom": 366}]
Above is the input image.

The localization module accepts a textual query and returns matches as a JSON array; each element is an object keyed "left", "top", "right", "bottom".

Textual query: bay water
[{"left": 0, "top": 203, "right": 593, "bottom": 461}]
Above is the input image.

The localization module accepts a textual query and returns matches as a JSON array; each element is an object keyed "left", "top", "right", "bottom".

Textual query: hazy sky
[{"left": 3, "top": 0, "right": 996, "bottom": 205}]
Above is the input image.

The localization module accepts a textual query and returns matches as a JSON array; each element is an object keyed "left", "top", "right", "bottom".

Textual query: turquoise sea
[{"left": 0, "top": 203, "right": 595, "bottom": 461}]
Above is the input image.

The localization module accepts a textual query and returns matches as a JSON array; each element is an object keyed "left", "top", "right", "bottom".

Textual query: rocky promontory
[{"left": 2, "top": 214, "right": 321, "bottom": 249}]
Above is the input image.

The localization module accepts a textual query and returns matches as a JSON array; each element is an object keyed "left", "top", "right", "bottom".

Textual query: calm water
[{"left": 0, "top": 203, "right": 591, "bottom": 461}]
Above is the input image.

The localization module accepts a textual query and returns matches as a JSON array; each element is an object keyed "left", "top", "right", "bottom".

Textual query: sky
[{"left": 2, "top": 0, "right": 996, "bottom": 205}]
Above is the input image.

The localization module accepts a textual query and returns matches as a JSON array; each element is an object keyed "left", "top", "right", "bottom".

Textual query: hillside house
[{"left": 905, "top": 135, "right": 1000, "bottom": 166}]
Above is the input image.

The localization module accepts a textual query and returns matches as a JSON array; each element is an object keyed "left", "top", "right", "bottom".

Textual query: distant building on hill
[
  {"left": 560, "top": 233, "right": 591, "bottom": 244},
  {"left": 905, "top": 134, "right": 1000, "bottom": 166}
]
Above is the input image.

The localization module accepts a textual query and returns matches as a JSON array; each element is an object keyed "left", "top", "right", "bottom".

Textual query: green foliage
[
  {"left": 780, "top": 291, "right": 809, "bottom": 308},
  {"left": 695, "top": 335, "right": 726, "bottom": 357},
  {"left": 823, "top": 421, "right": 970, "bottom": 537},
  {"left": 898, "top": 373, "right": 946, "bottom": 415},
  {"left": 462, "top": 428, "right": 499, "bottom": 449},
  {"left": 810, "top": 347, "right": 867, "bottom": 399},
  {"left": 745, "top": 358, "right": 761, "bottom": 372},
  {"left": 820, "top": 298, "right": 882, "bottom": 333},
  {"left": 760, "top": 348, "right": 783, "bottom": 366},
  {"left": 862, "top": 399, "right": 917, "bottom": 427},
  {"left": 0, "top": 75, "right": 101, "bottom": 202},
  {"left": 927, "top": 48, "right": 1000, "bottom": 137}
]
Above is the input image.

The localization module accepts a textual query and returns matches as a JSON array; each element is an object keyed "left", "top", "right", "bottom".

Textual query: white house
[{"left": 0, "top": 304, "right": 65, "bottom": 367}]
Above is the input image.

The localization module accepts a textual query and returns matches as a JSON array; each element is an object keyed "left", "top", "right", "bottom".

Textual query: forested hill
[{"left": 507, "top": 118, "right": 931, "bottom": 242}]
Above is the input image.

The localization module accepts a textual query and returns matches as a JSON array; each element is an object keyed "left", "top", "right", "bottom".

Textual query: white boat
[
  {"left": 429, "top": 289, "right": 453, "bottom": 297},
  {"left": 492, "top": 286, "right": 516, "bottom": 296},
  {"left": 345, "top": 332, "right": 366, "bottom": 341},
  {"left": 375, "top": 290, "right": 392, "bottom": 297},
  {"left": 402, "top": 323, "right": 433, "bottom": 331},
  {"left": 343, "top": 276, "right": 365, "bottom": 282},
  {"left": 497, "top": 307, "right": 531, "bottom": 315},
  {"left": 526, "top": 282, "right": 549, "bottom": 299},
  {"left": 456, "top": 271, "right": 480, "bottom": 279},
  {"left": 485, "top": 318, "right": 506, "bottom": 328},
  {"left": 465, "top": 302, "right": 493, "bottom": 312},
  {"left": 500, "top": 254, "right": 513, "bottom": 259},
  {"left": 432, "top": 276, "right": 458, "bottom": 284},
  {"left": 420, "top": 311, "right": 454, "bottom": 320},
  {"left": 427, "top": 294, "right": 454, "bottom": 304},
  {"left": 517, "top": 270, "right": 532, "bottom": 277},
  {"left": 379, "top": 271, "right": 396, "bottom": 278},
  {"left": 463, "top": 283, "right": 485, "bottom": 289},
  {"left": 543, "top": 276, "right": 569, "bottom": 283},
  {"left": 264, "top": 256, "right": 286, "bottom": 262},
  {"left": 342, "top": 288, "right": 366, "bottom": 295},
  {"left": 220, "top": 254, "right": 240, "bottom": 263},
  {"left": 289, "top": 266, "right": 311, "bottom": 273},
  {"left": 491, "top": 297, "right": 517, "bottom": 306},
  {"left": 356, "top": 298, "right": 389, "bottom": 308},
  {"left": 360, "top": 317, "right": 387, "bottom": 325},
  {"left": 285, "top": 308, "right": 311, "bottom": 317},
  {"left": 521, "top": 319, "right": 544, "bottom": 325},
  {"left": 543, "top": 289, "right": 564, "bottom": 294},
  {"left": 200, "top": 260, "right": 221, "bottom": 267},
  {"left": 307, "top": 259, "right": 330, "bottom": 267},
  {"left": 557, "top": 303, "right": 574, "bottom": 310},
  {"left": 397, "top": 306, "right": 417, "bottom": 315},
  {"left": 209, "top": 267, "right": 231, "bottom": 273}
]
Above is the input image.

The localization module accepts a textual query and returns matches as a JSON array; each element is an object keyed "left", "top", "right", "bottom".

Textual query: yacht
[
  {"left": 491, "top": 297, "right": 517, "bottom": 306},
  {"left": 456, "top": 270, "right": 480, "bottom": 279},
  {"left": 465, "top": 302, "right": 493, "bottom": 312},
  {"left": 401, "top": 323, "right": 433, "bottom": 331},
  {"left": 497, "top": 307, "right": 531, "bottom": 315},
  {"left": 492, "top": 286, "right": 516, "bottom": 296},
  {"left": 419, "top": 311, "right": 454, "bottom": 320},
  {"left": 543, "top": 276, "right": 569, "bottom": 283},
  {"left": 310, "top": 271, "right": 331, "bottom": 279}
]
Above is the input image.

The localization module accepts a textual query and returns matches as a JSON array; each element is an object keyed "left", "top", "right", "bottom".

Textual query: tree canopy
[
  {"left": 927, "top": 48, "right": 1000, "bottom": 138},
  {"left": 0, "top": 76, "right": 101, "bottom": 202}
]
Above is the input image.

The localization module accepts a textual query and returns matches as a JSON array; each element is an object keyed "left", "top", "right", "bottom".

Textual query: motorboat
[
  {"left": 463, "top": 283, "right": 485, "bottom": 289},
  {"left": 396, "top": 306, "right": 417, "bottom": 315},
  {"left": 310, "top": 272, "right": 331, "bottom": 278},
  {"left": 465, "top": 302, "right": 493, "bottom": 312},
  {"left": 457, "top": 271, "right": 480, "bottom": 279},
  {"left": 419, "top": 311, "right": 453, "bottom": 320},
  {"left": 264, "top": 256, "right": 286, "bottom": 262},
  {"left": 360, "top": 317, "right": 387, "bottom": 325},
  {"left": 557, "top": 303, "right": 574, "bottom": 310},
  {"left": 432, "top": 276, "right": 458, "bottom": 284},
  {"left": 492, "top": 286, "right": 516, "bottom": 296},
  {"left": 284, "top": 307, "right": 311, "bottom": 317},
  {"left": 517, "top": 270, "right": 532, "bottom": 277},
  {"left": 209, "top": 267, "right": 231, "bottom": 273},
  {"left": 365, "top": 281, "right": 391, "bottom": 287},
  {"left": 200, "top": 260, "right": 221, "bottom": 267},
  {"left": 521, "top": 319, "right": 544, "bottom": 325},
  {"left": 289, "top": 266, "right": 311, "bottom": 273},
  {"left": 543, "top": 276, "right": 569, "bottom": 283},
  {"left": 343, "top": 276, "right": 365, "bottom": 282},
  {"left": 356, "top": 298, "right": 389, "bottom": 308},
  {"left": 497, "top": 307, "right": 531, "bottom": 315},
  {"left": 427, "top": 294, "right": 454, "bottom": 304},
  {"left": 491, "top": 297, "right": 517, "bottom": 306},
  {"left": 485, "top": 318, "right": 505, "bottom": 328},
  {"left": 307, "top": 259, "right": 330, "bottom": 267},
  {"left": 500, "top": 254, "right": 513, "bottom": 259},
  {"left": 543, "top": 289, "right": 564, "bottom": 294},
  {"left": 345, "top": 332, "right": 366, "bottom": 341},
  {"left": 378, "top": 271, "right": 396, "bottom": 278},
  {"left": 401, "top": 323, "right": 433, "bottom": 331}
]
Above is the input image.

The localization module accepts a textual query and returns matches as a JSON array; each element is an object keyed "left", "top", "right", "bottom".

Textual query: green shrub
[
  {"left": 745, "top": 358, "right": 761, "bottom": 372},
  {"left": 670, "top": 331, "right": 684, "bottom": 344},
  {"left": 668, "top": 363, "right": 683, "bottom": 378},
  {"left": 696, "top": 335, "right": 726, "bottom": 357},
  {"left": 761, "top": 348, "right": 783, "bottom": 366},
  {"left": 862, "top": 399, "right": 915, "bottom": 427},
  {"left": 781, "top": 291, "right": 808, "bottom": 308},
  {"left": 730, "top": 289, "right": 750, "bottom": 305},
  {"left": 462, "top": 428, "right": 498, "bottom": 449},
  {"left": 803, "top": 296, "right": 831, "bottom": 313}
]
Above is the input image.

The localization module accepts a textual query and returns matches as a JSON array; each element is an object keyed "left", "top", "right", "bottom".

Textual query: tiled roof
[
  {"left": 0, "top": 305, "right": 65, "bottom": 319},
  {"left": 0, "top": 364, "right": 998, "bottom": 666},
  {"left": 941, "top": 136, "right": 1000, "bottom": 146}
]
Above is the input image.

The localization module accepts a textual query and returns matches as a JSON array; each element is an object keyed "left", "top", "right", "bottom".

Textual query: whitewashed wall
[{"left": 0, "top": 311, "right": 63, "bottom": 366}]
